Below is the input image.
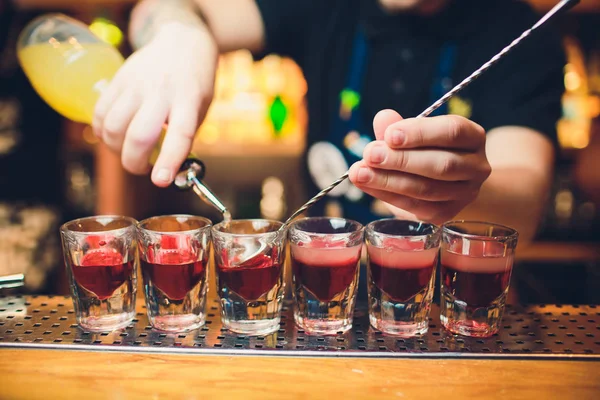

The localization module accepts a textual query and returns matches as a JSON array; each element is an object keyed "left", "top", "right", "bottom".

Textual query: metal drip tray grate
[{"left": 1, "top": 296, "right": 599, "bottom": 359}]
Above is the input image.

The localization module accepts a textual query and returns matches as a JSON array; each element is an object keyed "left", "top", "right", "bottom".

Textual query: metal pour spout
[{"left": 174, "top": 159, "right": 230, "bottom": 220}]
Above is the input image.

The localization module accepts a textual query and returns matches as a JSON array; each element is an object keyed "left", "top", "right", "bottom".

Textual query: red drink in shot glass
[
  {"left": 440, "top": 221, "right": 518, "bottom": 337},
  {"left": 289, "top": 217, "right": 364, "bottom": 335},
  {"left": 212, "top": 219, "right": 285, "bottom": 336},
  {"left": 60, "top": 215, "right": 138, "bottom": 332},
  {"left": 366, "top": 219, "right": 440, "bottom": 337},
  {"left": 137, "top": 215, "right": 211, "bottom": 332}
]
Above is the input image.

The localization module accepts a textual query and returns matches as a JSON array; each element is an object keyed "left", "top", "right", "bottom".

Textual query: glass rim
[
  {"left": 60, "top": 215, "right": 138, "bottom": 235},
  {"left": 442, "top": 220, "right": 519, "bottom": 241},
  {"left": 365, "top": 218, "right": 440, "bottom": 240},
  {"left": 137, "top": 214, "right": 212, "bottom": 234},
  {"left": 212, "top": 218, "right": 283, "bottom": 238},
  {"left": 289, "top": 216, "right": 364, "bottom": 236}
]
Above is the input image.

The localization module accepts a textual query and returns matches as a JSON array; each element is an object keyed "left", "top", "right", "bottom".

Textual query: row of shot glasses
[{"left": 60, "top": 215, "right": 517, "bottom": 338}]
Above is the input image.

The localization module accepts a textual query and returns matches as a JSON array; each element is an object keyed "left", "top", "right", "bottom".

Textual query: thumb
[{"left": 373, "top": 109, "right": 403, "bottom": 141}]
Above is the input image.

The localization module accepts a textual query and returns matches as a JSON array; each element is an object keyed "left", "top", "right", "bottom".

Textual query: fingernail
[
  {"left": 391, "top": 130, "right": 405, "bottom": 146},
  {"left": 155, "top": 168, "right": 172, "bottom": 183},
  {"left": 357, "top": 167, "right": 373, "bottom": 183},
  {"left": 370, "top": 145, "right": 386, "bottom": 164}
]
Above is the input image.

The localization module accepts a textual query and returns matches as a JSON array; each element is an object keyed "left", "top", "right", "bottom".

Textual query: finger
[
  {"left": 151, "top": 100, "right": 200, "bottom": 187},
  {"left": 356, "top": 184, "right": 452, "bottom": 223},
  {"left": 362, "top": 185, "right": 460, "bottom": 223},
  {"left": 373, "top": 109, "right": 403, "bottom": 140},
  {"left": 121, "top": 97, "right": 170, "bottom": 175},
  {"left": 100, "top": 91, "right": 139, "bottom": 152},
  {"left": 362, "top": 141, "right": 490, "bottom": 181},
  {"left": 383, "top": 115, "right": 485, "bottom": 151},
  {"left": 349, "top": 161, "right": 477, "bottom": 201},
  {"left": 100, "top": 91, "right": 140, "bottom": 154},
  {"left": 92, "top": 82, "right": 123, "bottom": 137}
]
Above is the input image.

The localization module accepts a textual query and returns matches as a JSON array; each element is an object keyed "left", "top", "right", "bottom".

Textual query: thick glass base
[
  {"left": 440, "top": 289, "right": 506, "bottom": 338},
  {"left": 78, "top": 310, "right": 134, "bottom": 332},
  {"left": 440, "top": 316, "right": 497, "bottom": 337},
  {"left": 148, "top": 313, "right": 205, "bottom": 332},
  {"left": 218, "top": 287, "right": 283, "bottom": 336},
  {"left": 294, "top": 313, "right": 352, "bottom": 335},
  {"left": 367, "top": 281, "right": 434, "bottom": 338},
  {"left": 369, "top": 315, "right": 428, "bottom": 337},
  {"left": 222, "top": 317, "right": 280, "bottom": 336}
]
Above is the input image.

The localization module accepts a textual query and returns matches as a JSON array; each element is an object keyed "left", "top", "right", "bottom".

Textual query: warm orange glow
[
  {"left": 557, "top": 37, "right": 594, "bottom": 151},
  {"left": 195, "top": 51, "right": 307, "bottom": 154}
]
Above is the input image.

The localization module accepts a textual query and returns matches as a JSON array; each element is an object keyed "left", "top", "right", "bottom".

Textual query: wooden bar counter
[
  {"left": 2, "top": 257, "right": 600, "bottom": 399},
  {"left": 0, "top": 348, "right": 599, "bottom": 399}
]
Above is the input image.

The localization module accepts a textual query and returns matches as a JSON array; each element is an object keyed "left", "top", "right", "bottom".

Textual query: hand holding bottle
[{"left": 92, "top": 22, "right": 218, "bottom": 186}]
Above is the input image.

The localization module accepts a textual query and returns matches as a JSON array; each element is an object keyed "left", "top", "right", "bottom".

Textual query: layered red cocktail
[
  {"left": 289, "top": 217, "right": 364, "bottom": 335},
  {"left": 366, "top": 219, "right": 440, "bottom": 336}
]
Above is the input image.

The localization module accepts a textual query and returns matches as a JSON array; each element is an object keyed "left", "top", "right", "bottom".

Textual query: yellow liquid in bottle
[
  {"left": 17, "top": 40, "right": 173, "bottom": 163},
  {"left": 17, "top": 40, "right": 124, "bottom": 125}
]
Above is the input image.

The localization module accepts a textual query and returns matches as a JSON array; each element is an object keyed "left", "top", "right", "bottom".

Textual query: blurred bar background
[{"left": 1, "top": 0, "right": 599, "bottom": 304}]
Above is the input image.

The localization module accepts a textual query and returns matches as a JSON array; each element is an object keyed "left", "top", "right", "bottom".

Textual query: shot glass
[
  {"left": 440, "top": 221, "right": 519, "bottom": 337},
  {"left": 137, "top": 215, "right": 211, "bottom": 332},
  {"left": 60, "top": 215, "right": 137, "bottom": 331},
  {"left": 366, "top": 219, "right": 440, "bottom": 336},
  {"left": 289, "top": 217, "right": 364, "bottom": 335},
  {"left": 212, "top": 219, "right": 285, "bottom": 335}
]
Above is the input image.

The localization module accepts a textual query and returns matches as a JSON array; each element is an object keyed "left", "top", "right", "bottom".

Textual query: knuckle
[
  {"left": 102, "top": 122, "right": 122, "bottom": 141},
  {"left": 481, "top": 162, "right": 492, "bottom": 179},
  {"left": 474, "top": 157, "right": 492, "bottom": 180},
  {"left": 172, "top": 123, "right": 197, "bottom": 141},
  {"left": 474, "top": 122, "right": 486, "bottom": 139},
  {"left": 437, "top": 156, "right": 459, "bottom": 177},
  {"left": 381, "top": 173, "right": 393, "bottom": 192},
  {"left": 472, "top": 123, "right": 486, "bottom": 148},
  {"left": 168, "top": 113, "right": 199, "bottom": 140},
  {"left": 128, "top": 131, "right": 155, "bottom": 149},
  {"left": 446, "top": 115, "right": 463, "bottom": 143},
  {"left": 411, "top": 120, "right": 425, "bottom": 147},
  {"left": 394, "top": 151, "right": 409, "bottom": 171},
  {"left": 104, "top": 142, "right": 121, "bottom": 155},
  {"left": 363, "top": 142, "right": 378, "bottom": 163},
  {"left": 179, "top": 84, "right": 213, "bottom": 106},
  {"left": 415, "top": 181, "right": 436, "bottom": 200}
]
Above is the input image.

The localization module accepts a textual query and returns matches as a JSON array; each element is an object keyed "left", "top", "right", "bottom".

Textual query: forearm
[
  {"left": 452, "top": 125, "right": 555, "bottom": 247},
  {"left": 455, "top": 167, "right": 552, "bottom": 247},
  {"left": 129, "top": 0, "right": 265, "bottom": 53}
]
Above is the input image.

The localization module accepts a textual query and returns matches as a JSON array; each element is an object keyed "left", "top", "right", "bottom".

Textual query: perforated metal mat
[{"left": 1, "top": 296, "right": 599, "bottom": 359}]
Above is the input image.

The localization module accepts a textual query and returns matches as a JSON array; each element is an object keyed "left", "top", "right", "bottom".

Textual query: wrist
[{"left": 130, "top": 0, "right": 213, "bottom": 50}]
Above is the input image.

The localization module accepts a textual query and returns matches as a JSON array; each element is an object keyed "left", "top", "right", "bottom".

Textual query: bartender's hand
[
  {"left": 348, "top": 110, "right": 491, "bottom": 224},
  {"left": 92, "top": 23, "right": 218, "bottom": 187}
]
